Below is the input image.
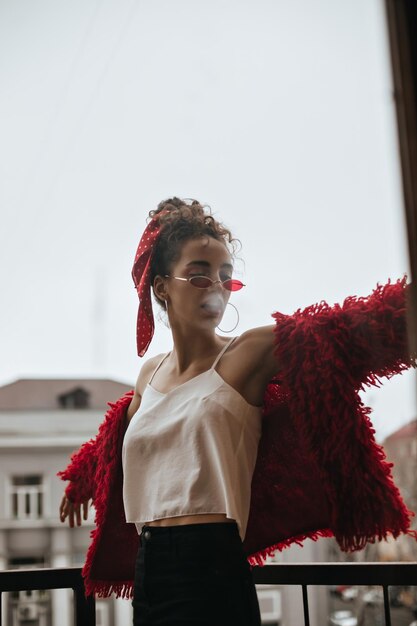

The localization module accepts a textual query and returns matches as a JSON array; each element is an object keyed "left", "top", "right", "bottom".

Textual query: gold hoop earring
[{"left": 217, "top": 302, "right": 239, "bottom": 333}]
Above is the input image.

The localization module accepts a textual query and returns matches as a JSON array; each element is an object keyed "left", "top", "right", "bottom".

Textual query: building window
[
  {"left": 8, "top": 558, "right": 50, "bottom": 624},
  {"left": 10, "top": 475, "right": 44, "bottom": 519},
  {"left": 58, "top": 387, "right": 90, "bottom": 409}
]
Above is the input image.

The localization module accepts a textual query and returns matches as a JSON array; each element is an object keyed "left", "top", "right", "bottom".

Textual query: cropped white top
[{"left": 122, "top": 336, "right": 263, "bottom": 541}]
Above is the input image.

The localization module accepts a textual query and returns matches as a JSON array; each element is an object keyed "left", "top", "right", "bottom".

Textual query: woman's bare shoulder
[
  {"left": 137, "top": 353, "right": 166, "bottom": 393},
  {"left": 232, "top": 325, "right": 281, "bottom": 380},
  {"left": 126, "top": 353, "right": 166, "bottom": 423},
  {"left": 234, "top": 325, "right": 276, "bottom": 359},
  {"left": 237, "top": 325, "right": 276, "bottom": 345}
]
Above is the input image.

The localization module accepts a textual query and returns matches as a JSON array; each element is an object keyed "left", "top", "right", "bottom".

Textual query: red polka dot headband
[{"left": 131, "top": 211, "right": 168, "bottom": 357}]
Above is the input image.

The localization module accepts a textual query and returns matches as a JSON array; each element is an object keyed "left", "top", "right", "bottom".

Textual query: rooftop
[
  {"left": 384, "top": 419, "right": 417, "bottom": 442},
  {"left": 0, "top": 378, "right": 133, "bottom": 411}
]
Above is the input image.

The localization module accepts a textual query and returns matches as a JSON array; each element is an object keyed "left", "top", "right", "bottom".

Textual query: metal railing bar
[
  {"left": 1, "top": 562, "right": 416, "bottom": 626},
  {"left": 251, "top": 562, "right": 417, "bottom": 586},
  {"left": 2, "top": 563, "right": 416, "bottom": 590},
  {"left": 382, "top": 585, "right": 392, "bottom": 626},
  {"left": 75, "top": 586, "right": 96, "bottom": 626},
  {"left": 0, "top": 568, "right": 95, "bottom": 626},
  {"left": 301, "top": 584, "right": 310, "bottom": 626},
  {"left": 0, "top": 567, "right": 85, "bottom": 592}
]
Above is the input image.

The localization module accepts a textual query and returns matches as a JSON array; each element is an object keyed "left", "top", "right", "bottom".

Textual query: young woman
[{"left": 59, "top": 197, "right": 416, "bottom": 626}]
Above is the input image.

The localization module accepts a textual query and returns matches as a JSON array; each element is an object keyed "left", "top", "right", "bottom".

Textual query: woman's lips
[
  {"left": 201, "top": 304, "right": 221, "bottom": 316},
  {"left": 201, "top": 295, "right": 224, "bottom": 316}
]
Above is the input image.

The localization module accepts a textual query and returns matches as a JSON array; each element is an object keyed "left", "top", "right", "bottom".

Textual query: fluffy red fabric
[{"left": 58, "top": 277, "right": 417, "bottom": 598}]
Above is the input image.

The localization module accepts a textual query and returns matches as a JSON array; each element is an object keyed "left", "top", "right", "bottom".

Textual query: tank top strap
[
  {"left": 210, "top": 336, "right": 238, "bottom": 370},
  {"left": 148, "top": 352, "right": 171, "bottom": 384}
]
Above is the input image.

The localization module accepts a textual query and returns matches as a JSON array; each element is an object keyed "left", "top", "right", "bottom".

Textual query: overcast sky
[{"left": 1, "top": 0, "right": 415, "bottom": 441}]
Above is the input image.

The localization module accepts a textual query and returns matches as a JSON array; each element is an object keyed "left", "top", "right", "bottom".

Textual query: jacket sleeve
[
  {"left": 57, "top": 390, "right": 134, "bottom": 504},
  {"left": 57, "top": 438, "right": 98, "bottom": 503},
  {"left": 270, "top": 277, "right": 416, "bottom": 547},
  {"left": 273, "top": 276, "right": 416, "bottom": 390}
]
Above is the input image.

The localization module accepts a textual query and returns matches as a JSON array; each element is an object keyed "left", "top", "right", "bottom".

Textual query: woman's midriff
[{"left": 144, "top": 513, "right": 236, "bottom": 527}]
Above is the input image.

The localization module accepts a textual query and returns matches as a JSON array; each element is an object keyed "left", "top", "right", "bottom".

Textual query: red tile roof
[
  {"left": 384, "top": 419, "right": 417, "bottom": 442},
  {"left": 0, "top": 378, "right": 133, "bottom": 410}
]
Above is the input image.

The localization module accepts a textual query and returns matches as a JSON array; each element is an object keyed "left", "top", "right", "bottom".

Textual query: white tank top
[{"left": 122, "top": 336, "right": 263, "bottom": 541}]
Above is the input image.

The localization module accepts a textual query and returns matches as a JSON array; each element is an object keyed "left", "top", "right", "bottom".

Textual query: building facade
[
  {"left": 377, "top": 419, "right": 417, "bottom": 562},
  {"left": 0, "top": 378, "right": 133, "bottom": 626}
]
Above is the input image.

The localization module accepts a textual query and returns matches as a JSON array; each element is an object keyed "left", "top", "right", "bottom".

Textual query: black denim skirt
[{"left": 132, "top": 521, "right": 261, "bottom": 626}]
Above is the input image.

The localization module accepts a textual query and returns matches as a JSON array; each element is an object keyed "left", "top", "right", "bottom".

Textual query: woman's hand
[{"left": 59, "top": 494, "right": 91, "bottom": 528}]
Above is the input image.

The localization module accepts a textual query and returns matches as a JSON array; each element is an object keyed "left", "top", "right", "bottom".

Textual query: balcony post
[
  {"left": 51, "top": 529, "right": 72, "bottom": 626},
  {"left": 0, "top": 532, "right": 6, "bottom": 626}
]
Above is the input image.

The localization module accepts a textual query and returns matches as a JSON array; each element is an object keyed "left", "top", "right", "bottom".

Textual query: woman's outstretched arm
[
  {"left": 272, "top": 276, "right": 416, "bottom": 389},
  {"left": 57, "top": 390, "right": 135, "bottom": 508},
  {"left": 57, "top": 437, "right": 98, "bottom": 505},
  {"left": 237, "top": 277, "right": 415, "bottom": 401},
  {"left": 254, "top": 277, "right": 416, "bottom": 546}
]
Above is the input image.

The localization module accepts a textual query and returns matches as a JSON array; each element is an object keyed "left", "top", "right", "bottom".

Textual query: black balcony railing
[
  {"left": 0, "top": 567, "right": 95, "bottom": 626},
  {"left": 252, "top": 562, "right": 417, "bottom": 626},
  {"left": 0, "top": 562, "right": 416, "bottom": 626}
]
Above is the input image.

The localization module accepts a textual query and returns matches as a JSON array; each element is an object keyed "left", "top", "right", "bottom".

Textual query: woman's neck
[{"left": 167, "top": 327, "right": 226, "bottom": 374}]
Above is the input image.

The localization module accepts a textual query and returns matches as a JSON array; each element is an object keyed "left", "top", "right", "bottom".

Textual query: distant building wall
[
  {"left": 0, "top": 378, "right": 132, "bottom": 626},
  {"left": 383, "top": 420, "right": 417, "bottom": 517},
  {"left": 380, "top": 419, "right": 417, "bottom": 561}
]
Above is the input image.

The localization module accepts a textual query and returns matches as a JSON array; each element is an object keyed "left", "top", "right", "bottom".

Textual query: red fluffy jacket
[{"left": 58, "top": 277, "right": 417, "bottom": 599}]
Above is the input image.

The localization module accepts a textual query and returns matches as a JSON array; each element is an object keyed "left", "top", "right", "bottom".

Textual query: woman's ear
[{"left": 153, "top": 275, "right": 167, "bottom": 305}]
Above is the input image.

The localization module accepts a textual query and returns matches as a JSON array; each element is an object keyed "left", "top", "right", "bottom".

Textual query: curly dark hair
[{"left": 149, "top": 196, "right": 241, "bottom": 310}]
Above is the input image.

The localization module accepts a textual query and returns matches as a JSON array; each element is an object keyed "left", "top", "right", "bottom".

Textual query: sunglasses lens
[
  {"left": 189, "top": 276, "right": 212, "bottom": 288},
  {"left": 223, "top": 279, "right": 244, "bottom": 291}
]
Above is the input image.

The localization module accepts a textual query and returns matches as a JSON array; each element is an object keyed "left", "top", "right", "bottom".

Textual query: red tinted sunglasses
[{"left": 165, "top": 275, "right": 245, "bottom": 292}]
